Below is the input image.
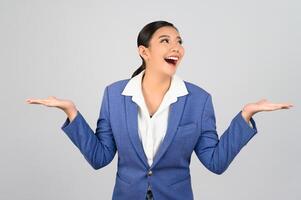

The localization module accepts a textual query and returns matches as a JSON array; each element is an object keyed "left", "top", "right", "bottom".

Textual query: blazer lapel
[
  {"left": 125, "top": 95, "right": 149, "bottom": 168},
  {"left": 151, "top": 95, "right": 187, "bottom": 169}
]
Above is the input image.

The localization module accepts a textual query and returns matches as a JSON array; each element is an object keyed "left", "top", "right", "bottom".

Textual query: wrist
[
  {"left": 62, "top": 101, "right": 76, "bottom": 113},
  {"left": 63, "top": 106, "right": 78, "bottom": 121},
  {"left": 241, "top": 108, "right": 253, "bottom": 122}
]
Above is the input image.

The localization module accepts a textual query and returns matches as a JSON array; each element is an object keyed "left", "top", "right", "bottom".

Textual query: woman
[{"left": 26, "top": 21, "right": 293, "bottom": 200}]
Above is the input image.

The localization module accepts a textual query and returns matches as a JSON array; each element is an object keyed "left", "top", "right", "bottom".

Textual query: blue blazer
[{"left": 61, "top": 79, "right": 258, "bottom": 200}]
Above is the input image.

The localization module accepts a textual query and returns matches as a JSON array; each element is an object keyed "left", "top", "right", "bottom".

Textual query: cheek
[
  {"left": 149, "top": 56, "right": 165, "bottom": 69},
  {"left": 180, "top": 47, "right": 185, "bottom": 56},
  {"left": 153, "top": 52, "right": 165, "bottom": 63}
]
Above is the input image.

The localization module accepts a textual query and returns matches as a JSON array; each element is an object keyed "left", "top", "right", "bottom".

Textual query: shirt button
[{"left": 148, "top": 170, "right": 153, "bottom": 176}]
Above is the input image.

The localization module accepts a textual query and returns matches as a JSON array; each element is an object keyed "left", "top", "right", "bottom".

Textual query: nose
[
  {"left": 171, "top": 45, "right": 180, "bottom": 53},
  {"left": 172, "top": 48, "right": 179, "bottom": 53},
  {"left": 170, "top": 42, "right": 181, "bottom": 53}
]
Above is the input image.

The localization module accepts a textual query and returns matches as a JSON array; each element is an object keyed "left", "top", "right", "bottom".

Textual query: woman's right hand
[{"left": 26, "top": 96, "right": 78, "bottom": 121}]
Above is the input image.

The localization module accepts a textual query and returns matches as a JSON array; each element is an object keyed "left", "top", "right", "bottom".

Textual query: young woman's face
[{"left": 139, "top": 26, "right": 185, "bottom": 77}]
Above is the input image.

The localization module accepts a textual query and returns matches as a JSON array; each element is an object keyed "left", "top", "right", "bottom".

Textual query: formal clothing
[
  {"left": 146, "top": 187, "right": 154, "bottom": 200},
  {"left": 61, "top": 72, "right": 258, "bottom": 200},
  {"left": 121, "top": 69, "right": 188, "bottom": 166}
]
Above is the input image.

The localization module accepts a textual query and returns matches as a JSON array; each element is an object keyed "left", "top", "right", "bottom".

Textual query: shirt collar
[{"left": 121, "top": 69, "right": 189, "bottom": 102}]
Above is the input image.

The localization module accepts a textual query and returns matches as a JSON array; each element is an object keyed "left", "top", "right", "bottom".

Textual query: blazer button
[{"left": 148, "top": 170, "right": 153, "bottom": 176}]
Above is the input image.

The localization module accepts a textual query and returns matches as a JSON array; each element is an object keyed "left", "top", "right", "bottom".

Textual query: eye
[
  {"left": 160, "top": 38, "right": 183, "bottom": 45},
  {"left": 161, "top": 38, "right": 169, "bottom": 43}
]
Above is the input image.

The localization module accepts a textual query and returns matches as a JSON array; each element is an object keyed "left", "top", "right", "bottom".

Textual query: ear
[{"left": 138, "top": 45, "right": 149, "bottom": 61}]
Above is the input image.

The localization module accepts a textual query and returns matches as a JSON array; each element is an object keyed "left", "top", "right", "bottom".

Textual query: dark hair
[{"left": 131, "top": 20, "right": 178, "bottom": 78}]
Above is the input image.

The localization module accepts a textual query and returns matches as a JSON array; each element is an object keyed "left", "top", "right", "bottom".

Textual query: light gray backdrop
[{"left": 1, "top": 0, "right": 300, "bottom": 199}]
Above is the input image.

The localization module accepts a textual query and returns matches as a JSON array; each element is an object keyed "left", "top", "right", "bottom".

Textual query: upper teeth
[{"left": 166, "top": 56, "right": 178, "bottom": 60}]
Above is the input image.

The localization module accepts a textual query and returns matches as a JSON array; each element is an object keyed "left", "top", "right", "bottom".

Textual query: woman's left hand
[{"left": 241, "top": 99, "right": 294, "bottom": 122}]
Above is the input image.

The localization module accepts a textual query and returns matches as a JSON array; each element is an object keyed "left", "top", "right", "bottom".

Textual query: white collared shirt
[{"left": 121, "top": 69, "right": 189, "bottom": 166}]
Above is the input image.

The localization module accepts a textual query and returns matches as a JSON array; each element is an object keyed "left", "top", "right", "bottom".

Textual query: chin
[
  {"left": 156, "top": 62, "right": 178, "bottom": 77},
  {"left": 164, "top": 67, "right": 177, "bottom": 77}
]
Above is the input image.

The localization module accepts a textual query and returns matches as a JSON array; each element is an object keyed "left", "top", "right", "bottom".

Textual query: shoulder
[
  {"left": 104, "top": 78, "right": 130, "bottom": 94},
  {"left": 183, "top": 80, "right": 211, "bottom": 99}
]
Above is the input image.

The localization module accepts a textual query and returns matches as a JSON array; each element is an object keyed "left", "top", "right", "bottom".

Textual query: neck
[{"left": 141, "top": 68, "right": 172, "bottom": 94}]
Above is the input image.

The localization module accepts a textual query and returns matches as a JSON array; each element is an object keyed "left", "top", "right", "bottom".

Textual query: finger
[
  {"left": 48, "top": 96, "right": 57, "bottom": 100},
  {"left": 263, "top": 104, "right": 284, "bottom": 111},
  {"left": 274, "top": 102, "right": 293, "bottom": 107},
  {"left": 257, "top": 99, "right": 270, "bottom": 105},
  {"left": 26, "top": 100, "right": 41, "bottom": 104},
  {"left": 282, "top": 107, "right": 290, "bottom": 109},
  {"left": 278, "top": 103, "right": 293, "bottom": 108},
  {"left": 26, "top": 99, "right": 37, "bottom": 103},
  {"left": 267, "top": 103, "right": 291, "bottom": 108},
  {"left": 272, "top": 104, "right": 292, "bottom": 110},
  {"left": 281, "top": 105, "right": 293, "bottom": 109},
  {"left": 26, "top": 99, "right": 46, "bottom": 104}
]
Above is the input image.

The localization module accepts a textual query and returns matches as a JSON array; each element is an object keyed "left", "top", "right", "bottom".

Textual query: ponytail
[{"left": 131, "top": 60, "right": 146, "bottom": 78}]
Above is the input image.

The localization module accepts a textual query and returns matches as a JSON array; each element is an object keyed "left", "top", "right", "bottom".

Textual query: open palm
[
  {"left": 26, "top": 96, "right": 74, "bottom": 111},
  {"left": 26, "top": 96, "right": 293, "bottom": 124},
  {"left": 243, "top": 99, "right": 293, "bottom": 116}
]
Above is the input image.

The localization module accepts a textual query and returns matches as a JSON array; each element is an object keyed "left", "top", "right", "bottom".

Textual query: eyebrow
[{"left": 158, "top": 35, "right": 182, "bottom": 40}]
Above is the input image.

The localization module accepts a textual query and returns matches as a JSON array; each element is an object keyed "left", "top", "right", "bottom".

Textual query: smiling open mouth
[{"left": 164, "top": 56, "right": 179, "bottom": 66}]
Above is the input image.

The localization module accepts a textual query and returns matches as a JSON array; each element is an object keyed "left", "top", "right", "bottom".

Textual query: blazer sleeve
[
  {"left": 61, "top": 86, "right": 117, "bottom": 170},
  {"left": 194, "top": 94, "right": 258, "bottom": 175}
]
